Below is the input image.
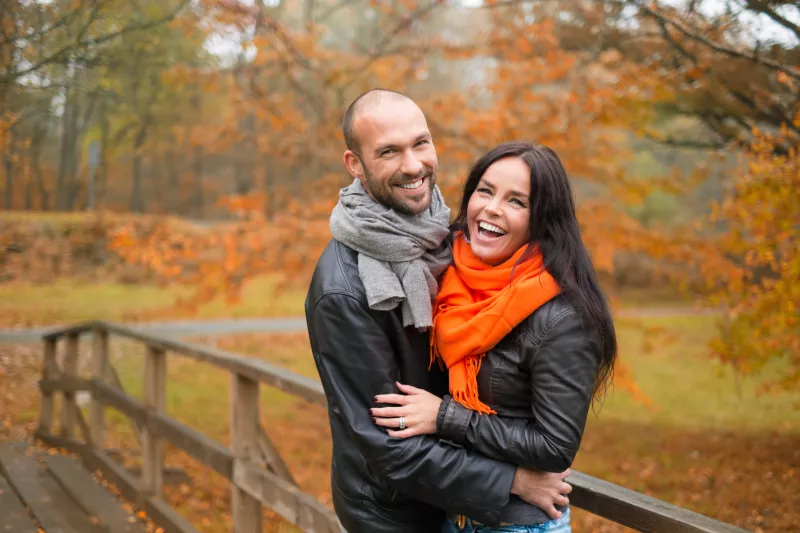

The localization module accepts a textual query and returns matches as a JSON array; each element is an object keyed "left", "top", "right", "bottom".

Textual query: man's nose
[{"left": 400, "top": 150, "right": 423, "bottom": 177}]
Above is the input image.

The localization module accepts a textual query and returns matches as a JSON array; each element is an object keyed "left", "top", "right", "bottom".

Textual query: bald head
[{"left": 342, "top": 89, "right": 418, "bottom": 155}]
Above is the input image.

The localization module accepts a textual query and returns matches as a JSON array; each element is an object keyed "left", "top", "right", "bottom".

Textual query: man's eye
[{"left": 416, "top": 140, "right": 429, "bottom": 146}]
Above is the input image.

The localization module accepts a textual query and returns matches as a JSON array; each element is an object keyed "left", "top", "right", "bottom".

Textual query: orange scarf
[{"left": 431, "top": 234, "right": 561, "bottom": 414}]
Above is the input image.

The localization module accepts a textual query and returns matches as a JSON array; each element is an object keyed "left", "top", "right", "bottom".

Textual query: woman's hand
[{"left": 371, "top": 382, "right": 442, "bottom": 438}]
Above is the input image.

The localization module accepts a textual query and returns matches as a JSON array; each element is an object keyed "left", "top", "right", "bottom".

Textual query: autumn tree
[
  {"left": 576, "top": 0, "right": 799, "bottom": 392},
  {"left": 0, "top": 0, "right": 192, "bottom": 210}
]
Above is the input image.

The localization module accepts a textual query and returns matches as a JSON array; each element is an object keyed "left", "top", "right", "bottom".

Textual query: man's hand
[{"left": 510, "top": 467, "right": 572, "bottom": 520}]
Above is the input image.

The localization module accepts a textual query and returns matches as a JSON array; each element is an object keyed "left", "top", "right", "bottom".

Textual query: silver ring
[{"left": 398, "top": 417, "right": 406, "bottom": 430}]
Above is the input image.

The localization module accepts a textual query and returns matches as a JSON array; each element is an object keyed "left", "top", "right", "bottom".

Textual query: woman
[{"left": 371, "top": 141, "right": 617, "bottom": 532}]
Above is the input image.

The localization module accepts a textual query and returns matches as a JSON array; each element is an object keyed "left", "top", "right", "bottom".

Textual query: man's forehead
[{"left": 355, "top": 103, "right": 430, "bottom": 147}]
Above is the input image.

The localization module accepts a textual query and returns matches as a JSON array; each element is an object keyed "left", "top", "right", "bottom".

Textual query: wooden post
[
  {"left": 38, "top": 338, "right": 57, "bottom": 435},
  {"left": 89, "top": 329, "right": 109, "bottom": 447},
  {"left": 60, "top": 333, "right": 79, "bottom": 439},
  {"left": 231, "top": 373, "right": 262, "bottom": 533},
  {"left": 142, "top": 344, "right": 166, "bottom": 497}
]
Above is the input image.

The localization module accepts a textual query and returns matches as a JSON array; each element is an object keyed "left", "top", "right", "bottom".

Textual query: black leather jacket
[
  {"left": 436, "top": 293, "right": 601, "bottom": 525},
  {"left": 305, "top": 240, "right": 517, "bottom": 533}
]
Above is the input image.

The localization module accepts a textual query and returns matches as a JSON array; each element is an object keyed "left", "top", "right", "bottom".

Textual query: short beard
[{"left": 362, "top": 163, "right": 438, "bottom": 216}]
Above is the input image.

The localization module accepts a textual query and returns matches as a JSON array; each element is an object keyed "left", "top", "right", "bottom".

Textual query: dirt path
[{"left": 0, "top": 307, "right": 717, "bottom": 344}]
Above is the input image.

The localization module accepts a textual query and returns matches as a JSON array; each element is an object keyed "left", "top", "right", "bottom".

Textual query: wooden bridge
[{"left": 0, "top": 320, "right": 751, "bottom": 533}]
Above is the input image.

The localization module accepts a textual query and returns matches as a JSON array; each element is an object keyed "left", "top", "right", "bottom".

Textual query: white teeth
[
  {"left": 398, "top": 179, "right": 423, "bottom": 190},
  {"left": 479, "top": 221, "right": 506, "bottom": 234}
]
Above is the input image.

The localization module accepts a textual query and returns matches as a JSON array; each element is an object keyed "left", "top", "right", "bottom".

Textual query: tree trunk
[
  {"left": 31, "top": 139, "right": 48, "bottom": 210},
  {"left": 130, "top": 127, "right": 148, "bottom": 212},
  {"left": 24, "top": 167, "right": 32, "bottom": 209},
  {"left": 190, "top": 88, "right": 204, "bottom": 218},
  {"left": 234, "top": 112, "right": 256, "bottom": 195},
  {"left": 56, "top": 86, "right": 77, "bottom": 210},
  {"left": 4, "top": 142, "right": 13, "bottom": 210},
  {"left": 98, "top": 98, "right": 110, "bottom": 208},
  {"left": 193, "top": 144, "right": 204, "bottom": 218}
]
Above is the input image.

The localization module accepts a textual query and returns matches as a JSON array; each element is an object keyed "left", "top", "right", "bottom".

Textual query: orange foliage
[{"left": 701, "top": 124, "right": 800, "bottom": 393}]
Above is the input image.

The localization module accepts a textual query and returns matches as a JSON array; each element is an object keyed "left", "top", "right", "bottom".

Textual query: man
[{"left": 305, "top": 89, "right": 570, "bottom": 533}]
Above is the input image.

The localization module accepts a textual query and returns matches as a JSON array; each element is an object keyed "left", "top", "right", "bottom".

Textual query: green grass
[
  {"left": 0, "top": 277, "right": 307, "bottom": 327},
  {"left": 599, "top": 315, "right": 799, "bottom": 431}
]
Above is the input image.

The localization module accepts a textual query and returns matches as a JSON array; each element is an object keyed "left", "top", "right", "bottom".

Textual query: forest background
[{"left": 0, "top": 0, "right": 798, "bottom": 532}]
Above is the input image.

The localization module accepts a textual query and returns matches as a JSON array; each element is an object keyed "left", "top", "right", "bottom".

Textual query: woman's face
[{"left": 466, "top": 157, "right": 532, "bottom": 266}]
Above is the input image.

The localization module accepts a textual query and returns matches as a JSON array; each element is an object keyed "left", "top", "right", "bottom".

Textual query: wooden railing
[
  {"left": 35, "top": 320, "right": 751, "bottom": 533},
  {"left": 35, "top": 320, "right": 337, "bottom": 533}
]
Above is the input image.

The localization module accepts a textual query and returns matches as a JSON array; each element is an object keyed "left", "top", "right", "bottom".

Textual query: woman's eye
[
  {"left": 477, "top": 187, "right": 492, "bottom": 195},
  {"left": 510, "top": 198, "right": 526, "bottom": 207}
]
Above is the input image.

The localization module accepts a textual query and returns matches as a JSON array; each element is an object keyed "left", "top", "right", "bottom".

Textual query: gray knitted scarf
[{"left": 329, "top": 178, "right": 452, "bottom": 330}]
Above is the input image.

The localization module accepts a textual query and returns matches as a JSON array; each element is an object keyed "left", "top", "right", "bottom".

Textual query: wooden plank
[
  {"left": 80, "top": 446, "right": 201, "bottom": 533},
  {"left": 230, "top": 373, "right": 262, "bottom": 533},
  {"left": 34, "top": 434, "right": 200, "bottom": 533},
  {"left": 38, "top": 338, "right": 57, "bottom": 435},
  {"left": 92, "top": 381, "right": 148, "bottom": 425},
  {"left": 232, "top": 459, "right": 340, "bottom": 533},
  {"left": 89, "top": 329, "right": 109, "bottom": 447},
  {"left": 42, "top": 321, "right": 96, "bottom": 341},
  {"left": 0, "top": 443, "right": 102, "bottom": 533},
  {"left": 60, "top": 333, "right": 79, "bottom": 439},
  {"left": 91, "top": 383, "right": 234, "bottom": 479},
  {"left": 0, "top": 474, "right": 37, "bottom": 533},
  {"left": 43, "top": 454, "right": 147, "bottom": 533},
  {"left": 569, "top": 471, "right": 752, "bottom": 533},
  {"left": 150, "top": 413, "right": 234, "bottom": 479},
  {"left": 100, "top": 321, "right": 327, "bottom": 406},
  {"left": 46, "top": 321, "right": 326, "bottom": 406},
  {"left": 39, "top": 377, "right": 92, "bottom": 394},
  {"left": 142, "top": 345, "right": 166, "bottom": 497},
  {"left": 108, "top": 362, "right": 143, "bottom": 443},
  {"left": 258, "top": 425, "right": 296, "bottom": 485}
]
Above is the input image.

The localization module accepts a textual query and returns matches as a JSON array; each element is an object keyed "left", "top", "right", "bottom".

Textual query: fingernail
[{"left": 373, "top": 396, "right": 378, "bottom": 402}]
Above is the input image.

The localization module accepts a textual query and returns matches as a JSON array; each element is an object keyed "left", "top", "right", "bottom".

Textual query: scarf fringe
[{"left": 453, "top": 355, "right": 496, "bottom": 415}]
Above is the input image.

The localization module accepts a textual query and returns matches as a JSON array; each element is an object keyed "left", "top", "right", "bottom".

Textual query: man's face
[{"left": 346, "top": 100, "right": 438, "bottom": 216}]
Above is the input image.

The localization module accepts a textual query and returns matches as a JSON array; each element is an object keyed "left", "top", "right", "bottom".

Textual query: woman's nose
[{"left": 484, "top": 201, "right": 501, "bottom": 216}]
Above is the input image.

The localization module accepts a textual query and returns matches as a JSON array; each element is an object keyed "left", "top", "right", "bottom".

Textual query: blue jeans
[{"left": 442, "top": 509, "right": 571, "bottom": 533}]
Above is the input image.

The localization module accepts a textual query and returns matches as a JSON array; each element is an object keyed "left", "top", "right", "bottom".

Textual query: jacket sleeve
[
  {"left": 308, "top": 291, "right": 516, "bottom": 525},
  {"left": 436, "top": 309, "right": 600, "bottom": 472}
]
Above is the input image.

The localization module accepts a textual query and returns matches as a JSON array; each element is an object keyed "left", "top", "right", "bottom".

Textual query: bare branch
[
  {"left": 0, "top": 0, "right": 190, "bottom": 84},
  {"left": 635, "top": 0, "right": 800, "bottom": 80},
  {"left": 643, "top": 134, "right": 726, "bottom": 150},
  {"left": 743, "top": 0, "right": 800, "bottom": 41},
  {"left": 341, "top": 0, "right": 445, "bottom": 91}
]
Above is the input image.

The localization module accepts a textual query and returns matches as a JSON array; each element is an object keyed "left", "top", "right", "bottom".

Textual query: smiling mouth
[
  {"left": 396, "top": 178, "right": 425, "bottom": 190},
  {"left": 477, "top": 220, "right": 507, "bottom": 239}
]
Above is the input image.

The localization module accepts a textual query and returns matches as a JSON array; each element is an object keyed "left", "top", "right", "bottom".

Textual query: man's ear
[{"left": 343, "top": 150, "right": 364, "bottom": 180}]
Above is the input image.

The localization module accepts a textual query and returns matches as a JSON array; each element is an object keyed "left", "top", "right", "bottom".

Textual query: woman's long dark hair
[{"left": 452, "top": 141, "right": 617, "bottom": 400}]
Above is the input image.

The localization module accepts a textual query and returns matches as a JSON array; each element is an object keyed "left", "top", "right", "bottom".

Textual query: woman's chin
[{"left": 471, "top": 245, "right": 508, "bottom": 267}]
